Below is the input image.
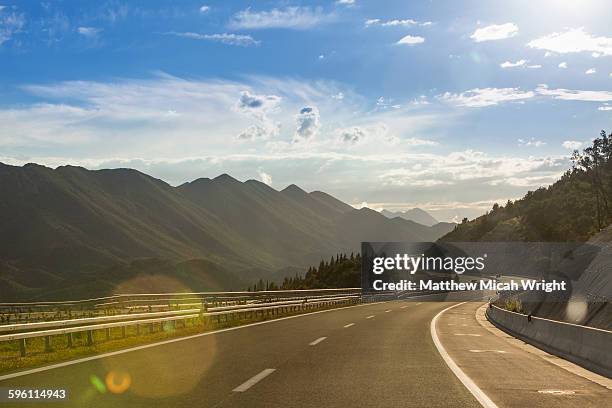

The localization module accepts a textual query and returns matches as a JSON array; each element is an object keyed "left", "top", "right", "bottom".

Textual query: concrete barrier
[{"left": 486, "top": 304, "right": 612, "bottom": 378}]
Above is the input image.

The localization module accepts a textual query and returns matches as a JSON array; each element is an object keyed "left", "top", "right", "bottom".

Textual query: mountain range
[
  {"left": 0, "top": 163, "right": 455, "bottom": 300},
  {"left": 380, "top": 208, "right": 439, "bottom": 227}
]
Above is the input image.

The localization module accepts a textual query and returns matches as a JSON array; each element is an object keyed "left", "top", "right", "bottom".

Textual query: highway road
[{"left": 0, "top": 300, "right": 610, "bottom": 407}]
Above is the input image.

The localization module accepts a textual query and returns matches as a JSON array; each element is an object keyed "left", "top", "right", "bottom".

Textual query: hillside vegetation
[
  {"left": 442, "top": 130, "right": 612, "bottom": 242},
  {"left": 249, "top": 253, "right": 361, "bottom": 291}
]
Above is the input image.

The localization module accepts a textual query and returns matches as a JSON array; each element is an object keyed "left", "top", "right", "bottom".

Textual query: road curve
[{"left": 0, "top": 301, "right": 480, "bottom": 408}]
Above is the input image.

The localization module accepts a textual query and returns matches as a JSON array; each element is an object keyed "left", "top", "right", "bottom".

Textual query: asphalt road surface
[{"left": 0, "top": 300, "right": 610, "bottom": 408}]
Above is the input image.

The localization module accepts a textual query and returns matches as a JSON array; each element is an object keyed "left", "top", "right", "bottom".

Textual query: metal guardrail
[
  {"left": 0, "top": 288, "right": 361, "bottom": 309},
  {"left": 0, "top": 288, "right": 362, "bottom": 325},
  {"left": 0, "top": 293, "right": 360, "bottom": 356}
]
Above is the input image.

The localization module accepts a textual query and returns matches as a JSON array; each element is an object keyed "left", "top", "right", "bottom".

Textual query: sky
[{"left": 0, "top": 0, "right": 611, "bottom": 222}]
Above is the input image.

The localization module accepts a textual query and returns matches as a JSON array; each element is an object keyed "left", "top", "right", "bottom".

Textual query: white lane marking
[
  {"left": 0, "top": 300, "right": 390, "bottom": 382},
  {"left": 469, "top": 350, "right": 507, "bottom": 354},
  {"left": 416, "top": 302, "right": 422, "bottom": 305},
  {"left": 366, "top": 315, "right": 375, "bottom": 319},
  {"left": 344, "top": 323, "right": 355, "bottom": 328},
  {"left": 454, "top": 334, "right": 482, "bottom": 336},
  {"left": 309, "top": 337, "right": 327, "bottom": 346},
  {"left": 431, "top": 302, "right": 499, "bottom": 408},
  {"left": 400, "top": 305, "right": 408, "bottom": 309},
  {"left": 233, "top": 369, "right": 276, "bottom": 392},
  {"left": 385, "top": 309, "right": 391, "bottom": 313},
  {"left": 537, "top": 390, "right": 575, "bottom": 395}
]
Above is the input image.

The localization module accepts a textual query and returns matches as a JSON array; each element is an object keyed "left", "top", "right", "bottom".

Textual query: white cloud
[
  {"left": 336, "top": 0, "right": 355, "bottom": 6},
  {"left": 396, "top": 35, "right": 425, "bottom": 45},
  {"left": 558, "top": 62, "right": 568, "bottom": 69},
  {"left": 164, "top": 32, "right": 259, "bottom": 46},
  {"left": 500, "top": 60, "right": 541, "bottom": 69},
  {"left": 0, "top": 10, "right": 25, "bottom": 45},
  {"left": 199, "top": 5, "right": 210, "bottom": 13},
  {"left": 500, "top": 59, "right": 527, "bottom": 68},
  {"left": 236, "top": 90, "right": 280, "bottom": 114},
  {"left": 378, "top": 150, "right": 566, "bottom": 188},
  {"left": 77, "top": 27, "right": 102, "bottom": 37},
  {"left": 527, "top": 28, "right": 612, "bottom": 56},
  {"left": 470, "top": 23, "right": 518, "bottom": 42},
  {"left": 237, "top": 123, "right": 280, "bottom": 141},
  {"left": 585, "top": 68, "right": 596, "bottom": 75},
  {"left": 257, "top": 170, "right": 272, "bottom": 185},
  {"left": 229, "top": 7, "right": 332, "bottom": 30},
  {"left": 11, "top": 74, "right": 357, "bottom": 155},
  {"left": 439, "top": 87, "right": 534, "bottom": 107},
  {"left": 536, "top": 84, "right": 612, "bottom": 102},
  {"left": 235, "top": 91, "right": 281, "bottom": 140},
  {"left": 365, "top": 18, "right": 431, "bottom": 27},
  {"left": 337, "top": 126, "right": 366, "bottom": 144},
  {"left": 331, "top": 92, "right": 344, "bottom": 100},
  {"left": 518, "top": 138, "right": 545, "bottom": 147},
  {"left": 598, "top": 105, "right": 612, "bottom": 111},
  {"left": 562, "top": 140, "right": 583, "bottom": 150},
  {"left": 294, "top": 106, "right": 320, "bottom": 141},
  {"left": 403, "top": 137, "right": 438, "bottom": 146}
]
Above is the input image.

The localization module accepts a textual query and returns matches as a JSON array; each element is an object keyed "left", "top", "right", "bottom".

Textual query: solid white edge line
[
  {"left": 0, "top": 300, "right": 389, "bottom": 382},
  {"left": 309, "top": 337, "right": 327, "bottom": 346},
  {"left": 232, "top": 368, "right": 276, "bottom": 392},
  {"left": 366, "top": 315, "right": 375, "bottom": 319},
  {"left": 343, "top": 323, "right": 355, "bottom": 328},
  {"left": 430, "top": 302, "right": 498, "bottom": 408}
]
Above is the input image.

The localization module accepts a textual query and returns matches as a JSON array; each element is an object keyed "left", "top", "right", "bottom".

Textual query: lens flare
[
  {"left": 106, "top": 371, "right": 132, "bottom": 394},
  {"left": 90, "top": 374, "right": 106, "bottom": 394},
  {"left": 565, "top": 295, "right": 588, "bottom": 323}
]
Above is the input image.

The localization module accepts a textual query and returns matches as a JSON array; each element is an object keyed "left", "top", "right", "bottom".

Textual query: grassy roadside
[{"left": 0, "top": 302, "right": 354, "bottom": 375}]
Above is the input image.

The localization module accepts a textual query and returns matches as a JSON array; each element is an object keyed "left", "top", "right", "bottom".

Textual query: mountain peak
[
  {"left": 381, "top": 208, "right": 438, "bottom": 227},
  {"left": 282, "top": 184, "right": 308, "bottom": 195},
  {"left": 213, "top": 173, "right": 240, "bottom": 184}
]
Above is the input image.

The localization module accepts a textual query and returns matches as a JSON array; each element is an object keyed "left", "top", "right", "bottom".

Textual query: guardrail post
[
  {"left": 44, "top": 335, "right": 52, "bottom": 352},
  {"left": 121, "top": 326, "right": 126, "bottom": 338},
  {"left": 105, "top": 328, "right": 111, "bottom": 340},
  {"left": 18, "top": 338, "right": 26, "bottom": 357},
  {"left": 67, "top": 333, "right": 73, "bottom": 348},
  {"left": 86, "top": 330, "right": 93, "bottom": 346}
]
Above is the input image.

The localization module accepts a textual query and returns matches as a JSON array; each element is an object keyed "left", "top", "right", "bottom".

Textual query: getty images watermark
[{"left": 360, "top": 242, "right": 586, "bottom": 299}]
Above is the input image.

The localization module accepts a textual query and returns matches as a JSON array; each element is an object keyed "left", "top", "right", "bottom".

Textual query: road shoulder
[{"left": 435, "top": 302, "right": 612, "bottom": 408}]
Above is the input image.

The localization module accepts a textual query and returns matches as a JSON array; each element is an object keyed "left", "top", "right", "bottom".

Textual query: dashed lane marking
[{"left": 233, "top": 369, "right": 276, "bottom": 392}]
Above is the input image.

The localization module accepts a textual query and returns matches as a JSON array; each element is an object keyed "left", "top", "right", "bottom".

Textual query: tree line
[{"left": 248, "top": 253, "right": 361, "bottom": 291}]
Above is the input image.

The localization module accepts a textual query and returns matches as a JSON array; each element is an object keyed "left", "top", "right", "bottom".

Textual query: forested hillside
[
  {"left": 249, "top": 253, "right": 361, "bottom": 291},
  {"left": 442, "top": 130, "right": 612, "bottom": 242}
]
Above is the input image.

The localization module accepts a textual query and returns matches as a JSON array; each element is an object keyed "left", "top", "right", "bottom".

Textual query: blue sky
[{"left": 1, "top": 0, "right": 611, "bottom": 221}]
